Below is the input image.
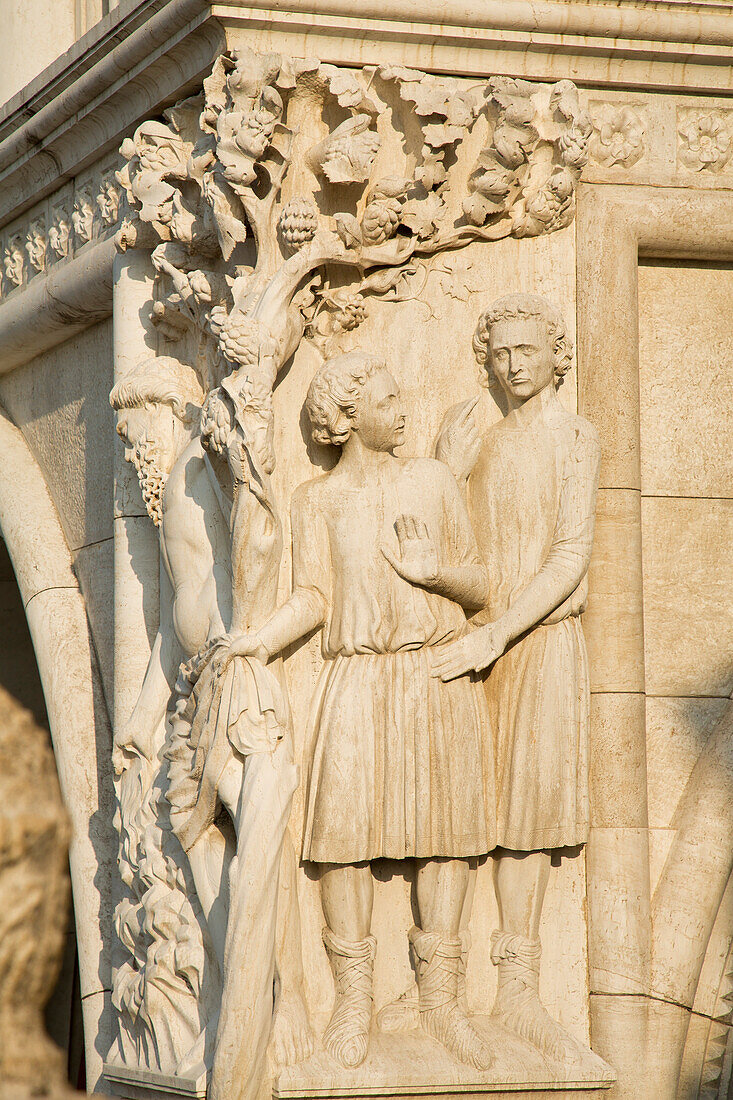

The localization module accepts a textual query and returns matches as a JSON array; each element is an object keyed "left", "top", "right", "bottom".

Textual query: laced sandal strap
[
  {"left": 323, "top": 928, "right": 376, "bottom": 999},
  {"left": 409, "top": 926, "right": 465, "bottom": 1012},
  {"left": 490, "top": 930, "right": 542, "bottom": 984}
]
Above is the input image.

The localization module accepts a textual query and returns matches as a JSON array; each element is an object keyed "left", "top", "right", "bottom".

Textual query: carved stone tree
[{"left": 108, "top": 47, "right": 593, "bottom": 1100}]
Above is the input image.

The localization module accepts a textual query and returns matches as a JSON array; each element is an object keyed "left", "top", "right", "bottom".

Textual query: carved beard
[{"left": 130, "top": 436, "right": 167, "bottom": 527}]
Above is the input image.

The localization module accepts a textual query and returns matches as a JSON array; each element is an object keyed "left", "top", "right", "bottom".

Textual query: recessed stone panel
[{"left": 642, "top": 497, "right": 733, "bottom": 698}]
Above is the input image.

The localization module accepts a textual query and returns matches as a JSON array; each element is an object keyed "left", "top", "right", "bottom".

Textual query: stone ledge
[
  {"left": 273, "top": 1019, "right": 615, "bottom": 1100},
  {"left": 103, "top": 1062, "right": 207, "bottom": 1099}
]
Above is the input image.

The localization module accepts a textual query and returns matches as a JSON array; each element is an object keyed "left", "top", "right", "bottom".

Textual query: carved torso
[
  {"left": 161, "top": 438, "right": 232, "bottom": 657},
  {"left": 468, "top": 395, "right": 600, "bottom": 625},
  {"left": 292, "top": 457, "right": 480, "bottom": 657}
]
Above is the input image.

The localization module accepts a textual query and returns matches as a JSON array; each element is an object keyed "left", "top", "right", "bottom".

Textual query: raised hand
[
  {"left": 434, "top": 396, "right": 481, "bottom": 485},
  {"left": 382, "top": 514, "right": 440, "bottom": 588},
  {"left": 430, "top": 624, "right": 506, "bottom": 681}
]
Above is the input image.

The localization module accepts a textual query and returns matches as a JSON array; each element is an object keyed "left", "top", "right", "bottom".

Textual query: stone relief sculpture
[
  {"left": 226, "top": 351, "right": 496, "bottom": 1070},
  {"left": 48, "top": 205, "right": 72, "bottom": 262},
  {"left": 3, "top": 235, "right": 24, "bottom": 289},
  {"left": 24, "top": 218, "right": 47, "bottom": 275},
  {"left": 589, "top": 104, "right": 645, "bottom": 168},
  {"left": 110, "top": 357, "right": 313, "bottom": 1096},
  {"left": 433, "top": 294, "right": 601, "bottom": 1060},
  {"left": 677, "top": 110, "right": 733, "bottom": 173},
  {"left": 107, "top": 45, "right": 602, "bottom": 1100}
]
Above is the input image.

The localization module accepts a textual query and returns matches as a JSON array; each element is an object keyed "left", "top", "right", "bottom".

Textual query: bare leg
[
  {"left": 411, "top": 859, "right": 491, "bottom": 1070},
  {"left": 378, "top": 858, "right": 478, "bottom": 1032},
  {"left": 270, "top": 828, "right": 315, "bottom": 1066},
  {"left": 318, "top": 863, "right": 376, "bottom": 1068},
  {"left": 320, "top": 863, "right": 374, "bottom": 940},
  {"left": 493, "top": 848, "right": 550, "bottom": 940},
  {"left": 183, "top": 819, "right": 234, "bottom": 978},
  {"left": 491, "top": 848, "right": 583, "bottom": 1062}
]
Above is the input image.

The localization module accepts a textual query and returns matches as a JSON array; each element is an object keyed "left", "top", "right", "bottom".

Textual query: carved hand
[
  {"left": 211, "top": 633, "right": 269, "bottom": 679},
  {"left": 382, "top": 514, "right": 440, "bottom": 588},
  {"left": 434, "top": 396, "right": 481, "bottom": 485},
  {"left": 429, "top": 623, "right": 508, "bottom": 681}
]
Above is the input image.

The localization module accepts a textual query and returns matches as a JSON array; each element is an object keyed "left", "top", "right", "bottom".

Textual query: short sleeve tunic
[
  {"left": 296, "top": 458, "right": 496, "bottom": 863},
  {"left": 468, "top": 402, "right": 600, "bottom": 851}
]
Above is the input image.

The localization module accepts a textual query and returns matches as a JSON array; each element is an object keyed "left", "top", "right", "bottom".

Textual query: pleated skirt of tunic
[
  {"left": 485, "top": 616, "right": 590, "bottom": 852},
  {"left": 301, "top": 648, "right": 496, "bottom": 864}
]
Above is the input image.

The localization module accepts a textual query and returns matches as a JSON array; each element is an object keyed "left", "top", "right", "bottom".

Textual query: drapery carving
[{"left": 108, "top": 48, "right": 594, "bottom": 1099}]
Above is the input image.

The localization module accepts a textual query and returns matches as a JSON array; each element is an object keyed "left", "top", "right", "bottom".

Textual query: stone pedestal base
[
  {"left": 103, "top": 1017, "right": 615, "bottom": 1100},
  {"left": 102, "top": 1063, "right": 207, "bottom": 1100},
  {"left": 274, "top": 1017, "right": 615, "bottom": 1100}
]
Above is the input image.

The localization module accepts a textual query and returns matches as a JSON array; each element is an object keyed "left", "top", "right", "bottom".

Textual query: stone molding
[
  {"left": 1, "top": 0, "right": 732, "bottom": 231},
  {"left": 0, "top": 406, "right": 116, "bottom": 1091},
  {"left": 575, "top": 181, "right": 733, "bottom": 1100},
  {"left": 0, "top": 236, "right": 115, "bottom": 374}
]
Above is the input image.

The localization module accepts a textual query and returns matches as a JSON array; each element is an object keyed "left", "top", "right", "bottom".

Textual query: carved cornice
[
  {"left": 1, "top": 0, "right": 732, "bottom": 234},
  {"left": 0, "top": 0, "right": 224, "bottom": 231},
  {"left": 0, "top": 236, "right": 115, "bottom": 374}
]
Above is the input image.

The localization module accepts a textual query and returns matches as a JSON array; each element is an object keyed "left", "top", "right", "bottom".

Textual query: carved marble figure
[
  {"left": 106, "top": 47, "right": 593, "bottom": 1100},
  {"left": 224, "top": 351, "right": 497, "bottom": 1070},
  {"left": 433, "top": 294, "right": 601, "bottom": 1061},
  {"left": 110, "top": 358, "right": 313, "bottom": 1099}
]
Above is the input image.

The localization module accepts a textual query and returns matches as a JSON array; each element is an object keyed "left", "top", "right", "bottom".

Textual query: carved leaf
[{"left": 319, "top": 64, "right": 380, "bottom": 115}]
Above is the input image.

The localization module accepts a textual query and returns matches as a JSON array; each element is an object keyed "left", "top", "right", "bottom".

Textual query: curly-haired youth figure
[
  {"left": 433, "top": 294, "right": 601, "bottom": 1062},
  {"left": 226, "top": 351, "right": 498, "bottom": 1071}
]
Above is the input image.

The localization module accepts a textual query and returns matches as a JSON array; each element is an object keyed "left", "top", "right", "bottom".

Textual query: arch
[{"left": 0, "top": 404, "right": 117, "bottom": 1091}]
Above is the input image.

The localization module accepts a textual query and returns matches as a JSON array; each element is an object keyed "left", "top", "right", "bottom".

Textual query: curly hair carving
[{"left": 472, "top": 294, "right": 573, "bottom": 389}]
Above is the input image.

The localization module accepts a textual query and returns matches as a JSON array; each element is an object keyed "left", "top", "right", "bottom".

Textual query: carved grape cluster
[
  {"left": 211, "top": 308, "right": 262, "bottom": 369},
  {"left": 278, "top": 197, "right": 319, "bottom": 251},
  {"left": 361, "top": 179, "right": 410, "bottom": 246},
  {"left": 333, "top": 293, "right": 367, "bottom": 331}
]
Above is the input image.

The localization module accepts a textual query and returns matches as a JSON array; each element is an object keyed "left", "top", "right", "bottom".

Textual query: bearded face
[
  {"left": 116, "top": 407, "right": 176, "bottom": 527},
  {"left": 129, "top": 434, "right": 166, "bottom": 527}
]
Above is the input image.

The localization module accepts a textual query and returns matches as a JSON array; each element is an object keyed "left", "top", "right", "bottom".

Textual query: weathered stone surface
[{"left": 0, "top": 9, "right": 732, "bottom": 1100}]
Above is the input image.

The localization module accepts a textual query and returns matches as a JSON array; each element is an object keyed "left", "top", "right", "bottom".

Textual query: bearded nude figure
[
  {"left": 110, "top": 357, "right": 313, "bottom": 1088},
  {"left": 431, "top": 294, "right": 601, "bottom": 1061}
]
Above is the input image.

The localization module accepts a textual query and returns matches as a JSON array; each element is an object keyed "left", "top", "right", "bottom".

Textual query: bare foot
[{"left": 271, "top": 990, "right": 315, "bottom": 1067}]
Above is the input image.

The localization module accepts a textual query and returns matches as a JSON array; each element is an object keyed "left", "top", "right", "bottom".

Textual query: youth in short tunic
[
  {"left": 468, "top": 398, "right": 601, "bottom": 852},
  {"left": 278, "top": 457, "right": 496, "bottom": 864}
]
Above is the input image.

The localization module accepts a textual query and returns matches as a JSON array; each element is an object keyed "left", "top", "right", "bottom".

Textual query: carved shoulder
[
  {"left": 290, "top": 472, "right": 331, "bottom": 516},
  {"left": 569, "top": 414, "right": 602, "bottom": 466},
  {"left": 410, "top": 455, "right": 459, "bottom": 489}
]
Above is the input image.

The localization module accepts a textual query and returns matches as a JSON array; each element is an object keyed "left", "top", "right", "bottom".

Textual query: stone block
[
  {"left": 641, "top": 497, "right": 733, "bottom": 698},
  {"left": 638, "top": 262, "right": 733, "bottom": 498}
]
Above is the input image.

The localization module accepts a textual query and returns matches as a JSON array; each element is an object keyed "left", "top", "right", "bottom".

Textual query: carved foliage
[
  {"left": 115, "top": 50, "right": 590, "bottom": 391},
  {"left": 110, "top": 50, "right": 590, "bottom": 1083}
]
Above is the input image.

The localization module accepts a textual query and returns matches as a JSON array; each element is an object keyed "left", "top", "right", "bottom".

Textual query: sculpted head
[
  {"left": 473, "top": 294, "right": 572, "bottom": 404},
  {"left": 110, "top": 356, "right": 203, "bottom": 524},
  {"left": 305, "top": 351, "right": 406, "bottom": 453}
]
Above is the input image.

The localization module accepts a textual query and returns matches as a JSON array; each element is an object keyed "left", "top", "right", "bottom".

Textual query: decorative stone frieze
[
  {"left": 677, "top": 108, "right": 733, "bottom": 173},
  {"left": 589, "top": 103, "right": 646, "bottom": 168},
  {"left": 0, "top": 161, "right": 122, "bottom": 302}
]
